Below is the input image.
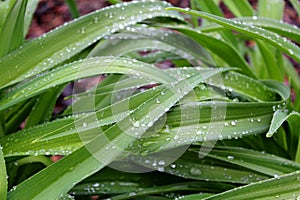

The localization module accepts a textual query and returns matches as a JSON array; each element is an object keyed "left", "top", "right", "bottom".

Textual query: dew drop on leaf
[
  {"left": 190, "top": 168, "right": 202, "bottom": 176},
  {"left": 227, "top": 155, "right": 234, "bottom": 160}
]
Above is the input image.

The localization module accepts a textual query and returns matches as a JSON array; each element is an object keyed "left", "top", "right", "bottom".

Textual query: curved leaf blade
[
  {"left": 205, "top": 170, "right": 300, "bottom": 200},
  {"left": 7, "top": 70, "right": 210, "bottom": 199},
  {"left": 166, "top": 7, "right": 300, "bottom": 63},
  {"left": 0, "top": 1, "right": 182, "bottom": 89},
  {"left": 0, "top": 56, "right": 175, "bottom": 111}
]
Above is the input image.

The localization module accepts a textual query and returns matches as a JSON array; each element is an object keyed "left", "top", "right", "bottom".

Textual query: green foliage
[{"left": 0, "top": 0, "right": 299, "bottom": 199}]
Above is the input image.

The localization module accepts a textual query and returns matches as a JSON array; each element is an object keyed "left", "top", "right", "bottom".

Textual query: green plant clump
[{"left": 0, "top": 0, "right": 300, "bottom": 199}]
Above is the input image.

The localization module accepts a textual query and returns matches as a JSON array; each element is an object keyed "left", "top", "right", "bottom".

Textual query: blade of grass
[
  {"left": 172, "top": 27, "right": 255, "bottom": 77},
  {"left": 25, "top": 85, "right": 66, "bottom": 128},
  {"left": 255, "top": 41, "right": 283, "bottom": 81},
  {"left": 199, "top": 17, "right": 300, "bottom": 43},
  {"left": 7, "top": 70, "right": 211, "bottom": 199},
  {"left": 197, "top": 146, "right": 300, "bottom": 176},
  {"left": 257, "top": 0, "right": 284, "bottom": 20},
  {"left": 0, "top": 0, "right": 27, "bottom": 57},
  {"left": 110, "top": 182, "right": 222, "bottom": 200},
  {"left": 24, "top": 0, "right": 40, "bottom": 36},
  {"left": 0, "top": 146, "right": 7, "bottom": 200},
  {"left": 70, "top": 167, "right": 189, "bottom": 195},
  {"left": 0, "top": 1, "right": 182, "bottom": 89},
  {"left": 289, "top": 0, "right": 300, "bottom": 16},
  {"left": 64, "top": 0, "right": 80, "bottom": 19},
  {"left": 205, "top": 170, "right": 300, "bottom": 199},
  {"left": 130, "top": 149, "right": 269, "bottom": 184},
  {"left": 267, "top": 111, "right": 300, "bottom": 138},
  {"left": 192, "top": 0, "right": 223, "bottom": 17},
  {"left": 90, "top": 27, "right": 214, "bottom": 67},
  {"left": 0, "top": 0, "right": 16, "bottom": 34},
  {"left": 166, "top": 7, "right": 300, "bottom": 63},
  {"left": 223, "top": 0, "right": 254, "bottom": 17},
  {"left": 0, "top": 56, "right": 175, "bottom": 111},
  {"left": 1, "top": 68, "right": 226, "bottom": 157},
  {"left": 107, "top": 0, "right": 121, "bottom": 4},
  {"left": 5, "top": 99, "right": 36, "bottom": 134}
]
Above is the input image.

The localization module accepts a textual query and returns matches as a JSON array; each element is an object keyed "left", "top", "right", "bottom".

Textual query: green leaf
[
  {"left": 258, "top": 0, "right": 284, "bottom": 20},
  {"left": 199, "top": 17, "right": 300, "bottom": 43},
  {"left": 267, "top": 111, "right": 300, "bottom": 138},
  {"left": 198, "top": 146, "right": 300, "bottom": 177},
  {"left": 0, "top": 68, "right": 226, "bottom": 157},
  {"left": 130, "top": 149, "right": 269, "bottom": 184},
  {"left": 171, "top": 27, "right": 255, "bottom": 78},
  {"left": 89, "top": 27, "right": 215, "bottom": 67},
  {"left": 7, "top": 70, "right": 211, "bottom": 199},
  {"left": 191, "top": 0, "right": 223, "bottom": 17},
  {"left": 166, "top": 7, "right": 300, "bottom": 63},
  {"left": 0, "top": 0, "right": 16, "bottom": 34},
  {"left": 0, "top": 0, "right": 27, "bottom": 57},
  {"left": 0, "top": 1, "right": 182, "bottom": 89},
  {"left": 205, "top": 170, "right": 300, "bottom": 199},
  {"left": 25, "top": 85, "right": 66, "bottom": 128},
  {"left": 223, "top": 0, "right": 254, "bottom": 17},
  {"left": 24, "top": 0, "right": 40, "bottom": 36},
  {"left": 110, "top": 182, "right": 222, "bottom": 200},
  {"left": 289, "top": 0, "right": 300, "bottom": 16},
  {"left": 0, "top": 57, "right": 175, "bottom": 111},
  {"left": 5, "top": 99, "right": 36, "bottom": 134},
  {"left": 64, "top": 0, "right": 80, "bottom": 19},
  {"left": 0, "top": 146, "right": 7, "bottom": 199},
  {"left": 70, "top": 167, "right": 189, "bottom": 195},
  {"left": 255, "top": 41, "right": 283, "bottom": 81},
  {"left": 107, "top": 0, "right": 122, "bottom": 4}
]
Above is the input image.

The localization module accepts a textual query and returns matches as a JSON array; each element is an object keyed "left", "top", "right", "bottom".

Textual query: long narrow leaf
[
  {"left": 0, "top": 146, "right": 7, "bottom": 199},
  {"left": 166, "top": 8, "right": 300, "bottom": 63},
  {"left": 0, "top": 57, "right": 175, "bottom": 111},
  {"left": 0, "top": 0, "right": 27, "bottom": 57},
  {"left": 24, "top": 0, "right": 39, "bottom": 36},
  {"left": 205, "top": 170, "right": 300, "bottom": 199},
  {"left": 223, "top": 0, "right": 254, "bottom": 17},
  {"left": 0, "top": 1, "right": 182, "bottom": 89},
  {"left": 7, "top": 70, "right": 211, "bottom": 199}
]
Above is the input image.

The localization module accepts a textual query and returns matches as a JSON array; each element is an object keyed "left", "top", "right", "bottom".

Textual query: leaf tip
[{"left": 266, "top": 132, "right": 274, "bottom": 138}]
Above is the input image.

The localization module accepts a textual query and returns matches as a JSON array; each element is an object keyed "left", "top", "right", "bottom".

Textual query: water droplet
[
  {"left": 170, "top": 164, "right": 176, "bottom": 169},
  {"left": 156, "top": 98, "right": 160, "bottom": 103},
  {"left": 227, "top": 155, "right": 234, "bottom": 160},
  {"left": 230, "top": 121, "right": 236, "bottom": 126},
  {"left": 288, "top": 49, "right": 294, "bottom": 55},
  {"left": 93, "top": 183, "right": 100, "bottom": 187},
  {"left": 190, "top": 168, "right": 202, "bottom": 176},
  {"left": 133, "top": 121, "right": 140, "bottom": 127},
  {"left": 83, "top": 122, "right": 88, "bottom": 127},
  {"left": 68, "top": 167, "right": 74, "bottom": 172},
  {"left": 158, "top": 160, "right": 165, "bottom": 166}
]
